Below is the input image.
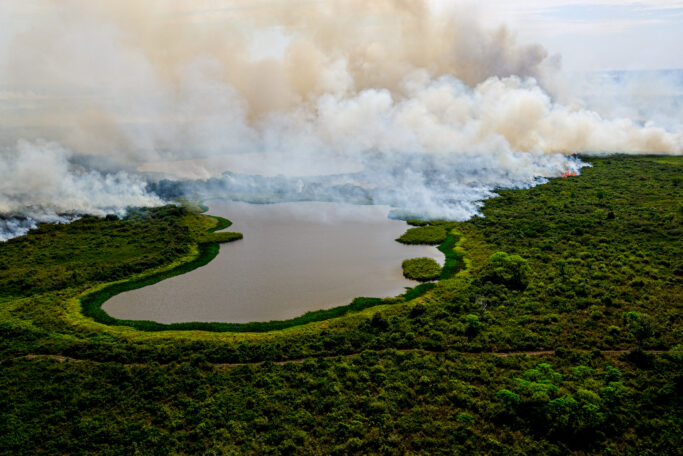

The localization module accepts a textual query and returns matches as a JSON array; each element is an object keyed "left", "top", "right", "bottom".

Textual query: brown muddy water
[{"left": 103, "top": 200, "right": 443, "bottom": 324}]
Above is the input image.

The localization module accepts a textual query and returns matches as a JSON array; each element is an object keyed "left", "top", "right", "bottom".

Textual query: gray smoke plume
[
  {"left": 0, "top": 217, "right": 37, "bottom": 242},
  {"left": 1, "top": 0, "right": 681, "bottom": 240}
]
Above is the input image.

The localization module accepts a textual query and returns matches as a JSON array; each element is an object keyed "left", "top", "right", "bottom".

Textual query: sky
[{"left": 449, "top": 0, "right": 683, "bottom": 71}]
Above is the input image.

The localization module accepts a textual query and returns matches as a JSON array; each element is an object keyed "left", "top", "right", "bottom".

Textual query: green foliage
[
  {"left": 1, "top": 352, "right": 680, "bottom": 455},
  {"left": 436, "top": 230, "right": 465, "bottom": 279},
  {"left": 622, "top": 312, "right": 654, "bottom": 350},
  {"left": 496, "top": 361, "right": 650, "bottom": 441},
  {"left": 465, "top": 314, "right": 482, "bottom": 338},
  {"left": 0, "top": 156, "right": 681, "bottom": 455},
  {"left": 396, "top": 225, "right": 447, "bottom": 245},
  {"left": 0, "top": 206, "right": 194, "bottom": 297},
  {"left": 456, "top": 412, "right": 474, "bottom": 424},
  {"left": 402, "top": 257, "right": 442, "bottom": 282},
  {"left": 496, "top": 389, "right": 520, "bottom": 407},
  {"left": 482, "top": 251, "right": 531, "bottom": 289}
]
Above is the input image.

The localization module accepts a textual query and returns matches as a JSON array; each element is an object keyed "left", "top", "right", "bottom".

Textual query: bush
[
  {"left": 622, "top": 312, "right": 653, "bottom": 350},
  {"left": 483, "top": 252, "right": 531, "bottom": 290},
  {"left": 496, "top": 389, "right": 520, "bottom": 407},
  {"left": 402, "top": 258, "right": 442, "bottom": 282},
  {"left": 465, "top": 314, "right": 482, "bottom": 338},
  {"left": 456, "top": 413, "right": 474, "bottom": 424}
]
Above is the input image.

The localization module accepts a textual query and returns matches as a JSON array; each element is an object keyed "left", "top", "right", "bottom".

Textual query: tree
[
  {"left": 483, "top": 252, "right": 531, "bottom": 289},
  {"left": 465, "top": 314, "right": 482, "bottom": 338},
  {"left": 622, "top": 312, "right": 653, "bottom": 351}
]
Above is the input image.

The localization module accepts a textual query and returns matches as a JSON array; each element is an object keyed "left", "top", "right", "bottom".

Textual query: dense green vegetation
[
  {"left": 0, "top": 205, "right": 194, "bottom": 297},
  {"left": 0, "top": 156, "right": 681, "bottom": 455},
  {"left": 396, "top": 225, "right": 447, "bottom": 245},
  {"left": 402, "top": 257, "right": 442, "bottom": 281},
  {"left": 2, "top": 350, "right": 679, "bottom": 455},
  {"left": 482, "top": 251, "right": 531, "bottom": 290}
]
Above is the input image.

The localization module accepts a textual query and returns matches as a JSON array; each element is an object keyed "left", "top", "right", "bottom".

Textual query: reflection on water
[{"left": 103, "top": 200, "right": 443, "bottom": 324}]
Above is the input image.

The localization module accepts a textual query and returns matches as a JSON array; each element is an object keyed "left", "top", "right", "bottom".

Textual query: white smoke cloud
[
  {"left": 0, "top": 0, "right": 681, "bottom": 241},
  {"left": 555, "top": 69, "right": 683, "bottom": 134},
  {"left": 0, "top": 140, "right": 164, "bottom": 238}
]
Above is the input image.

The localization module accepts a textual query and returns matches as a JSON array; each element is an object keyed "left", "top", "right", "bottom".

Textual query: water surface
[{"left": 104, "top": 200, "right": 442, "bottom": 323}]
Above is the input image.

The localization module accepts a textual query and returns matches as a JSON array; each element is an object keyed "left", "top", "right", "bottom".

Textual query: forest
[{"left": 0, "top": 155, "right": 681, "bottom": 455}]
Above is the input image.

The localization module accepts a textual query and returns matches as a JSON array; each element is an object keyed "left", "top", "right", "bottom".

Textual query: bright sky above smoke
[
  {"left": 4, "top": 1, "right": 682, "bottom": 72},
  {"left": 461, "top": 0, "right": 683, "bottom": 71}
]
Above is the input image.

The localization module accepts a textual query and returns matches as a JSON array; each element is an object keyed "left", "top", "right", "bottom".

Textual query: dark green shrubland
[{"left": 0, "top": 156, "right": 681, "bottom": 454}]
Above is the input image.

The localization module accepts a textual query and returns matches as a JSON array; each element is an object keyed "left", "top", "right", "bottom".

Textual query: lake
[{"left": 103, "top": 200, "right": 443, "bottom": 324}]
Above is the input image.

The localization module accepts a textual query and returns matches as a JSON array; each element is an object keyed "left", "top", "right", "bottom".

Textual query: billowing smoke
[
  {"left": 1, "top": 0, "right": 681, "bottom": 240},
  {"left": 0, "top": 140, "right": 163, "bottom": 239}
]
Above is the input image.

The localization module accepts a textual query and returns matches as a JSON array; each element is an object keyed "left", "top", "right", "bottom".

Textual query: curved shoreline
[{"left": 80, "top": 209, "right": 466, "bottom": 333}]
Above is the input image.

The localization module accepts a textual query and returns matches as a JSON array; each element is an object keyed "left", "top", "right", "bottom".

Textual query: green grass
[
  {"left": 437, "top": 229, "right": 465, "bottom": 279},
  {"left": 198, "top": 231, "right": 244, "bottom": 244},
  {"left": 396, "top": 225, "right": 447, "bottom": 245},
  {"left": 402, "top": 257, "right": 442, "bottom": 281},
  {"left": 206, "top": 215, "right": 233, "bottom": 232}
]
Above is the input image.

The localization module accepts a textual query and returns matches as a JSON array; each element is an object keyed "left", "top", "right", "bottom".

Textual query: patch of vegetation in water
[
  {"left": 396, "top": 225, "right": 447, "bottom": 245},
  {"left": 0, "top": 155, "right": 681, "bottom": 455},
  {"left": 402, "top": 257, "right": 442, "bottom": 281}
]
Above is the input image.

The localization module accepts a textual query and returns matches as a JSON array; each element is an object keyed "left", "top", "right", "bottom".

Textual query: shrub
[
  {"left": 465, "top": 314, "right": 482, "bottom": 338},
  {"left": 622, "top": 312, "right": 653, "bottom": 350},
  {"left": 483, "top": 252, "right": 531, "bottom": 290},
  {"left": 456, "top": 413, "right": 474, "bottom": 424},
  {"left": 496, "top": 389, "right": 520, "bottom": 407},
  {"left": 409, "top": 303, "right": 427, "bottom": 318},
  {"left": 370, "top": 313, "right": 389, "bottom": 330}
]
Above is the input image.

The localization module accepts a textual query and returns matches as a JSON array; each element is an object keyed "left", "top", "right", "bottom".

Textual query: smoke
[
  {"left": 1, "top": 0, "right": 681, "bottom": 240},
  {"left": 0, "top": 217, "right": 37, "bottom": 242},
  {"left": 0, "top": 140, "right": 163, "bottom": 233},
  {"left": 555, "top": 69, "right": 683, "bottom": 134}
]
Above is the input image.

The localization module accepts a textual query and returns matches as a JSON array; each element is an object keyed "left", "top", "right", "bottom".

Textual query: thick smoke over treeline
[
  {"left": 0, "top": 140, "right": 163, "bottom": 240},
  {"left": 0, "top": 0, "right": 681, "bottom": 240}
]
